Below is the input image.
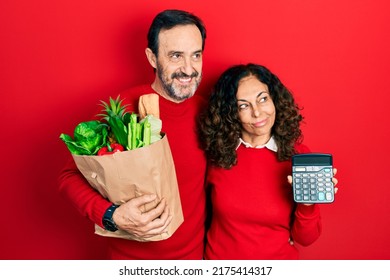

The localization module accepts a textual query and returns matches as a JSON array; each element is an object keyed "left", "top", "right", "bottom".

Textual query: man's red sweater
[
  {"left": 59, "top": 85, "right": 207, "bottom": 259},
  {"left": 204, "top": 144, "right": 321, "bottom": 260}
]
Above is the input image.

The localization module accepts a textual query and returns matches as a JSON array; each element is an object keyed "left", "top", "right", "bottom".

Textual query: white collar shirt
[{"left": 236, "top": 136, "right": 278, "bottom": 152}]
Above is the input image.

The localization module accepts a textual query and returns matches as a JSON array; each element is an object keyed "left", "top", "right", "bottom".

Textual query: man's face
[{"left": 153, "top": 24, "right": 203, "bottom": 102}]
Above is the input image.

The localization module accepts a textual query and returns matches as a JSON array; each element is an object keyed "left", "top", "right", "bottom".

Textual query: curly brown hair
[{"left": 198, "top": 63, "right": 303, "bottom": 169}]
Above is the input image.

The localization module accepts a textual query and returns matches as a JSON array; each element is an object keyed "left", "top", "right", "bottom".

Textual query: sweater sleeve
[
  {"left": 291, "top": 204, "right": 322, "bottom": 246},
  {"left": 58, "top": 156, "right": 112, "bottom": 228}
]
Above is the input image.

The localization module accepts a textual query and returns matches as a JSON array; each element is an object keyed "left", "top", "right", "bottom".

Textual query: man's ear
[{"left": 145, "top": 48, "right": 157, "bottom": 69}]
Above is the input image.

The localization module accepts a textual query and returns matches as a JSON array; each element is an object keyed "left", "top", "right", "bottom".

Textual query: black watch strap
[{"left": 102, "top": 204, "right": 119, "bottom": 232}]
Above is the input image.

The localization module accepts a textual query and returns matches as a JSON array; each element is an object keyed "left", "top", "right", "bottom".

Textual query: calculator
[{"left": 292, "top": 153, "right": 334, "bottom": 203}]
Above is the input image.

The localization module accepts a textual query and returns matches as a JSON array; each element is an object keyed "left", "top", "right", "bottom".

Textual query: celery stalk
[
  {"left": 127, "top": 122, "right": 132, "bottom": 150},
  {"left": 135, "top": 122, "right": 142, "bottom": 148},
  {"left": 143, "top": 120, "right": 151, "bottom": 146},
  {"left": 130, "top": 113, "right": 137, "bottom": 150}
]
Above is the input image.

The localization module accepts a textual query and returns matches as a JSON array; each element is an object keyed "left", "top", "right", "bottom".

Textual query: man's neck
[{"left": 151, "top": 80, "right": 183, "bottom": 104}]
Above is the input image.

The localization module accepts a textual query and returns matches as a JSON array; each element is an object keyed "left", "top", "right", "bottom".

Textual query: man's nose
[{"left": 180, "top": 57, "right": 194, "bottom": 75}]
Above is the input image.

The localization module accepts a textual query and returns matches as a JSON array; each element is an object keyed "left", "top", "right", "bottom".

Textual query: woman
[{"left": 199, "top": 63, "right": 338, "bottom": 259}]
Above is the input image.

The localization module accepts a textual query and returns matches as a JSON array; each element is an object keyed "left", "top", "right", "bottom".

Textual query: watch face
[
  {"left": 103, "top": 218, "right": 118, "bottom": 232},
  {"left": 103, "top": 204, "right": 119, "bottom": 232}
]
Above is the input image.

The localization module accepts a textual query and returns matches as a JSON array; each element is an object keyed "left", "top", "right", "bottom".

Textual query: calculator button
[
  {"left": 326, "top": 192, "right": 333, "bottom": 201},
  {"left": 295, "top": 167, "right": 306, "bottom": 172},
  {"left": 318, "top": 192, "right": 325, "bottom": 201}
]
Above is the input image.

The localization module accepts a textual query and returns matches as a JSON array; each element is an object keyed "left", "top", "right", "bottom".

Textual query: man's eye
[
  {"left": 171, "top": 53, "right": 181, "bottom": 60},
  {"left": 193, "top": 53, "right": 202, "bottom": 60}
]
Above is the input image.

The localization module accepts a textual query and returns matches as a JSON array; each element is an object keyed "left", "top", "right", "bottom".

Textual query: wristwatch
[{"left": 102, "top": 204, "right": 119, "bottom": 232}]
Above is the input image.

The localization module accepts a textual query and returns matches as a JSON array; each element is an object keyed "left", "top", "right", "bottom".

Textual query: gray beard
[{"left": 156, "top": 64, "right": 201, "bottom": 102}]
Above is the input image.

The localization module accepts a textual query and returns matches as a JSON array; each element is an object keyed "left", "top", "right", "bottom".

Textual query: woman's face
[{"left": 236, "top": 75, "right": 276, "bottom": 146}]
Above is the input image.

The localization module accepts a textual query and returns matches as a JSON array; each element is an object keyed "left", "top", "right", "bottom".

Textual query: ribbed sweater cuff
[
  {"left": 295, "top": 204, "right": 320, "bottom": 217},
  {"left": 93, "top": 200, "right": 112, "bottom": 228}
]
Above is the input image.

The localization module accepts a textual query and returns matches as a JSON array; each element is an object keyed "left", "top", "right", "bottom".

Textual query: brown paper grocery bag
[{"left": 72, "top": 134, "right": 183, "bottom": 242}]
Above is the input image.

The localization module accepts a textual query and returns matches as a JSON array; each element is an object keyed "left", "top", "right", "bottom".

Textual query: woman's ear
[{"left": 145, "top": 48, "right": 157, "bottom": 69}]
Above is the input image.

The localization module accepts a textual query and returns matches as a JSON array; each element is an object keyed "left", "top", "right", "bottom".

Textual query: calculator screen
[{"left": 293, "top": 154, "right": 332, "bottom": 166}]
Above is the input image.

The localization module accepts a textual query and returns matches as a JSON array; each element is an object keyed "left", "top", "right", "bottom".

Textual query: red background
[{"left": 1, "top": 0, "right": 389, "bottom": 259}]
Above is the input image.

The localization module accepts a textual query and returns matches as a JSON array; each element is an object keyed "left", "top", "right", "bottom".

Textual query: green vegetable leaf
[
  {"left": 107, "top": 114, "right": 128, "bottom": 147},
  {"left": 59, "top": 120, "right": 108, "bottom": 155}
]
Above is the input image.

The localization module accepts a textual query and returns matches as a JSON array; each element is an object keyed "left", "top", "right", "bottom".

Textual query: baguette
[{"left": 138, "top": 93, "right": 159, "bottom": 119}]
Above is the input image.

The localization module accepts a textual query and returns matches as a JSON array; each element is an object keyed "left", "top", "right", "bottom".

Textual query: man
[{"left": 59, "top": 9, "right": 207, "bottom": 259}]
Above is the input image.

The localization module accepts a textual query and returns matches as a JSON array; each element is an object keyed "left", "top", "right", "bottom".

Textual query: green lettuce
[{"left": 60, "top": 120, "right": 108, "bottom": 155}]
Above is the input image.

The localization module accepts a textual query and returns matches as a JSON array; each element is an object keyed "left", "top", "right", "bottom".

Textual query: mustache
[{"left": 171, "top": 71, "right": 199, "bottom": 79}]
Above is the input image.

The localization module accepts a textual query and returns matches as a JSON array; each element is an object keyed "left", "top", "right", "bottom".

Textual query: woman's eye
[
  {"left": 258, "top": 96, "right": 268, "bottom": 103},
  {"left": 238, "top": 104, "right": 249, "bottom": 110}
]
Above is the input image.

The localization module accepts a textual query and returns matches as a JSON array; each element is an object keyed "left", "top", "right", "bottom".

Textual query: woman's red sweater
[{"left": 204, "top": 144, "right": 321, "bottom": 260}]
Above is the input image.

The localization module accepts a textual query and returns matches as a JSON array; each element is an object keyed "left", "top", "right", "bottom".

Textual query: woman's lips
[{"left": 253, "top": 119, "right": 267, "bottom": 127}]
